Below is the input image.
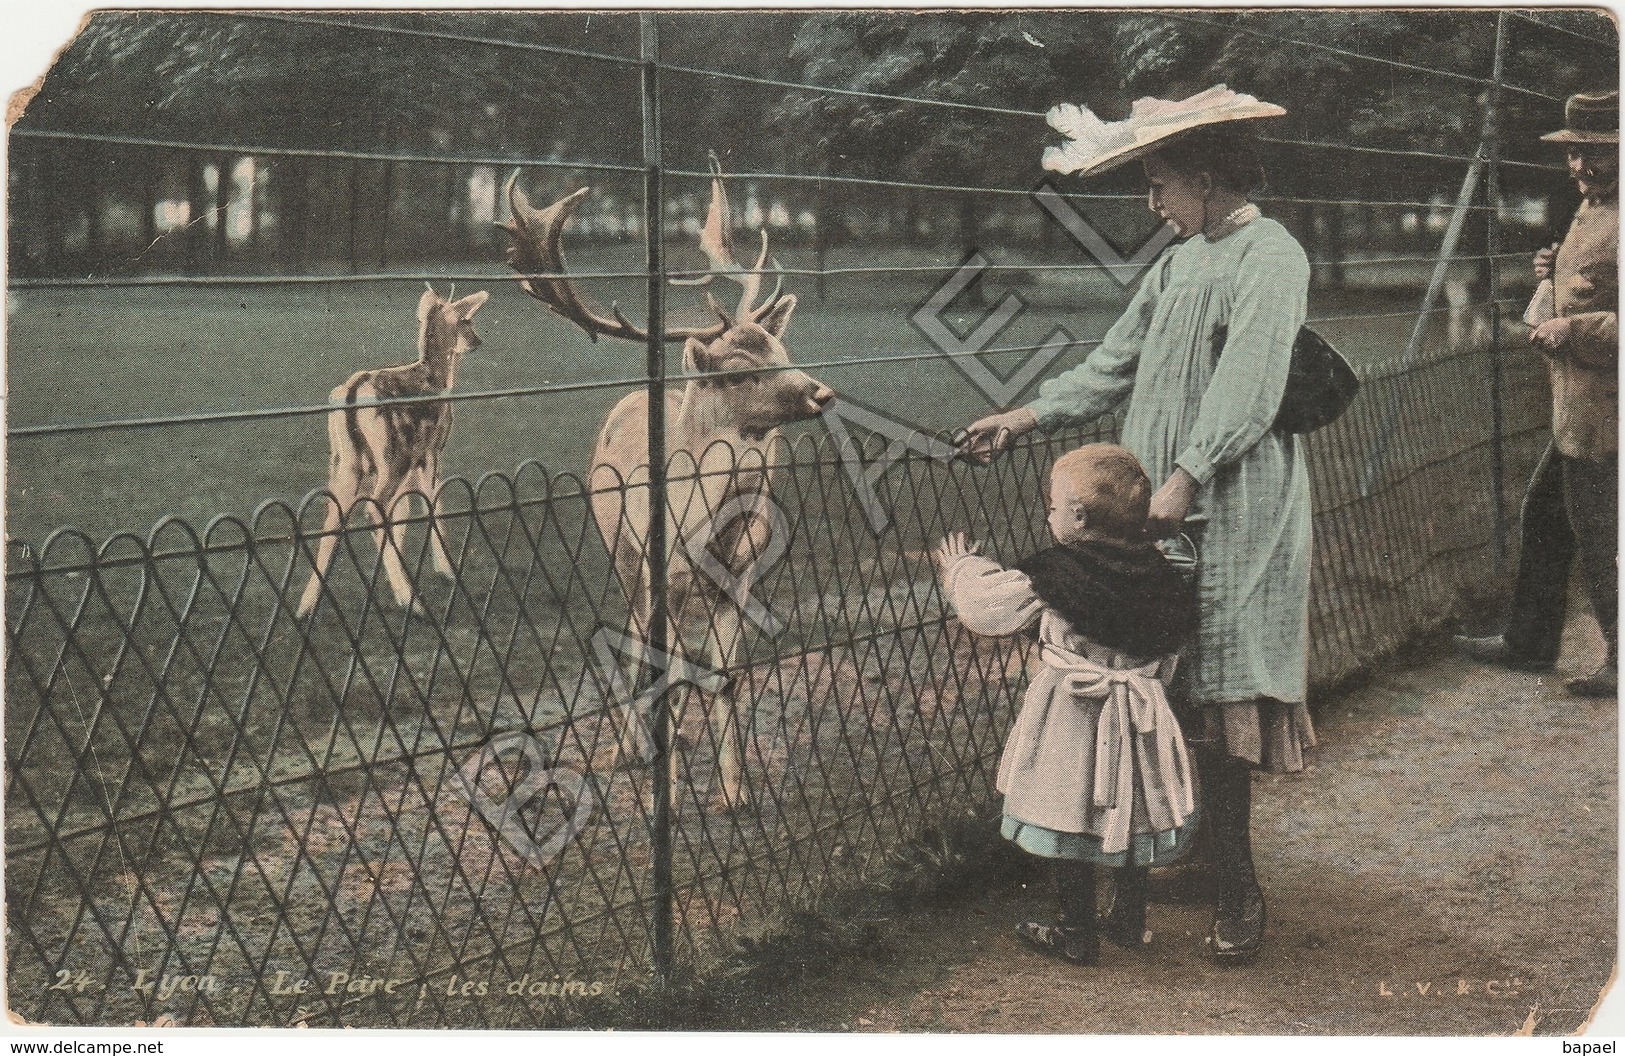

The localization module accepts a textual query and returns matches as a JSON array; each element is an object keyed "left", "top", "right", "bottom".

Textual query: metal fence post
[
  {"left": 639, "top": 11, "right": 675, "bottom": 983},
  {"left": 1358, "top": 158, "right": 1484, "bottom": 495},
  {"left": 1483, "top": 11, "right": 1510, "bottom": 568}
]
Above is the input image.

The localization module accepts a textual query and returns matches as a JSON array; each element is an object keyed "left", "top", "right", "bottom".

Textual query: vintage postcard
[{"left": 2, "top": 4, "right": 1619, "bottom": 1044}]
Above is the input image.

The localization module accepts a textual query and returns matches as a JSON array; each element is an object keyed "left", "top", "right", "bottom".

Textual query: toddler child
[{"left": 935, "top": 443, "right": 1199, "bottom": 965}]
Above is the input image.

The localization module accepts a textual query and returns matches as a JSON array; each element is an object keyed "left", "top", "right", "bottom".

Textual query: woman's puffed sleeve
[
  {"left": 941, "top": 554, "right": 1044, "bottom": 638},
  {"left": 1173, "top": 236, "right": 1309, "bottom": 485},
  {"left": 1024, "top": 254, "right": 1168, "bottom": 430}
]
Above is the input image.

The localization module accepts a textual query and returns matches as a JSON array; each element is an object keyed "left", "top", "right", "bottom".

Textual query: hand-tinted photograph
[{"left": 4, "top": 6, "right": 1617, "bottom": 1038}]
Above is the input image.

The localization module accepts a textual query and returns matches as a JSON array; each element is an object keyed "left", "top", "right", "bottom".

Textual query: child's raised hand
[{"left": 933, "top": 531, "right": 981, "bottom": 575}]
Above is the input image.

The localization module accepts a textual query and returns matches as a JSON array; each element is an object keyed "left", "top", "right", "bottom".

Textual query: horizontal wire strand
[
  {"left": 1507, "top": 10, "right": 1619, "bottom": 48},
  {"left": 661, "top": 163, "right": 1532, "bottom": 197},
  {"left": 1258, "top": 135, "right": 1558, "bottom": 173},
  {"left": 10, "top": 127, "right": 642, "bottom": 176},
  {"left": 7, "top": 15, "right": 1561, "bottom": 435},
  {"left": 15, "top": 120, "right": 1554, "bottom": 188},
  {"left": 7, "top": 293, "right": 1518, "bottom": 439},
  {"left": 656, "top": 58, "right": 1043, "bottom": 120},
  {"left": 1158, "top": 10, "right": 1566, "bottom": 104},
  {"left": 9, "top": 250, "right": 1536, "bottom": 291},
  {"left": 7, "top": 337, "right": 1528, "bottom": 578},
  {"left": 240, "top": 11, "right": 1055, "bottom": 120},
  {"left": 228, "top": 11, "right": 646, "bottom": 69}
]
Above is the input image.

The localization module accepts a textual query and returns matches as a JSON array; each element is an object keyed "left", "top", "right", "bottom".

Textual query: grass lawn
[{"left": 6, "top": 240, "right": 1488, "bottom": 548}]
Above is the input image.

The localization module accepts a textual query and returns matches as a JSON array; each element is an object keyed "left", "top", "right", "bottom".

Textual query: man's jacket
[{"left": 1550, "top": 189, "right": 1619, "bottom": 460}]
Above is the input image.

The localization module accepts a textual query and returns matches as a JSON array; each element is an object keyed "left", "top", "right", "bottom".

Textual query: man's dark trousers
[{"left": 1503, "top": 440, "right": 1619, "bottom": 664}]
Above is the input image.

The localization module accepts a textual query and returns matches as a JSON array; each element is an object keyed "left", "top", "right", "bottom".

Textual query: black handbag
[{"left": 1214, "top": 324, "right": 1360, "bottom": 434}]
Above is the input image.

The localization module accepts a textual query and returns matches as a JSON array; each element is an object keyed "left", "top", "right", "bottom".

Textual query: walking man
[{"left": 1456, "top": 90, "right": 1618, "bottom": 697}]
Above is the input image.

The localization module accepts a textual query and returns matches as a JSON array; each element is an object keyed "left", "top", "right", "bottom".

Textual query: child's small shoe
[{"left": 1014, "top": 920, "right": 1099, "bottom": 966}]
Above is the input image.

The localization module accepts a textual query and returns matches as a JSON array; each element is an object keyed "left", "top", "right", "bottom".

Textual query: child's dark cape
[{"left": 1015, "top": 541, "right": 1198, "bottom": 658}]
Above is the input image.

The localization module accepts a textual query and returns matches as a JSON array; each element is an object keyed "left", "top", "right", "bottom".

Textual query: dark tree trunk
[
  {"left": 213, "top": 154, "right": 232, "bottom": 268},
  {"left": 347, "top": 159, "right": 363, "bottom": 274},
  {"left": 377, "top": 160, "right": 396, "bottom": 270},
  {"left": 1324, "top": 203, "right": 1346, "bottom": 289},
  {"left": 185, "top": 156, "right": 209, "bottom": 273},
  {"left": 813, "top": 165, "right": 828, "bottom": 303},
  {"left": 141, "top": 153, "right": 161, "bottom": 256},
  {"left": 958, "top": 191, "right": 981, "bottom": 255},
  {"left": 83, "top": 145, "right": 106, "bottom": 273},
  {"left": 276, "top": 155, "right": 310, "bottom": 273},
  {"left": 34, "top": 141, "right": 73, "bottom": 274}
]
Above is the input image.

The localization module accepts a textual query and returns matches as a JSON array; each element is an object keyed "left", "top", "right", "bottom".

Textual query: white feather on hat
[{"left": 1042, "top": 85, "right": 1287, "bottom": 178}]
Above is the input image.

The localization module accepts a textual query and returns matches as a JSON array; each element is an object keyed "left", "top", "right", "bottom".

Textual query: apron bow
[{"left": 1042, "top": 642, "right": 1195, "bottom": 855}]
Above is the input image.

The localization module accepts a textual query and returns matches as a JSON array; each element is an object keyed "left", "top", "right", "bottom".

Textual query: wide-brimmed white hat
[{"left": 1042, "top": 84, "right": 1286, "bottom": 178}]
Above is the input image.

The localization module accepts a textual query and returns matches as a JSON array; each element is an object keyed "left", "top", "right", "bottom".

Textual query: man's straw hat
[
  {"left": 1042, "top": 84, "right": 1286, "bottom": 178},
  {"left": 1540, "top": 90, "right": 1619, "bottom": 145}
]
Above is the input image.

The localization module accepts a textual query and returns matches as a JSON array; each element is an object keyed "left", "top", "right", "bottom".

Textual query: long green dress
[{"left": 1024, "top": 212, "right": 1315, "bottom": 771}]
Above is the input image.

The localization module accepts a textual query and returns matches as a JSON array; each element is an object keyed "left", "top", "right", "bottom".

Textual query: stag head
[
  {"left": 498, "top": 156, "right": 835, "bottom": 434},
  {"left": 682, "top": 294, "right": 834, "bottom": 435}
]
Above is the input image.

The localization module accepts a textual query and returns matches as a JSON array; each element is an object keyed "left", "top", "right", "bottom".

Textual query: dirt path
[{"left": 703, "top": 624, "right": 1617, "bottom": 1037}]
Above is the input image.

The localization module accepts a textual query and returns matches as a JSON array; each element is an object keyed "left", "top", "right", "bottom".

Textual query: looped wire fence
[{"left": 6, "top": 336, "right": 1547, "bottom": 1026}]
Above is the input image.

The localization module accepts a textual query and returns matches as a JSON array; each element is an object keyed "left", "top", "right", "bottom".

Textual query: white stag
[
  {"left": 498, "top": 166, "right": 834, "bottom": 809},
  {"left": 297, "top": 287, "right": 489, "bottom": 618}
]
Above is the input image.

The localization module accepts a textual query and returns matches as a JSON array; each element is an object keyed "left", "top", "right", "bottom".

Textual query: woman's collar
[{"left": 1204, "top": 202, "right": 1260, "bottom": 242}]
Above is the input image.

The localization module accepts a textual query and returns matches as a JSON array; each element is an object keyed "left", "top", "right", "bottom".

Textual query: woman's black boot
[
  {"left": 1203, "top": 753, "right": 1266, "bottom": 963},
  {"left": 1015, "top": 860, "right": 1099, "bottom": 966},
  {"left": 1102, "top": 864, "right": 1150, "bottom": 949}
]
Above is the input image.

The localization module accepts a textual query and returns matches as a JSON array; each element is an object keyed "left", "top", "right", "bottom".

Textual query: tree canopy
[{"left": 9, "top": 10, "right": 1617, "bottom": 275}]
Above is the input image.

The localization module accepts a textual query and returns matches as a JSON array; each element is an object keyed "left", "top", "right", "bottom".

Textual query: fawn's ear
[
  {"left": 418, "top": 287, "right": 441, "bottom": 321},
  {"left": 755, "top": 294, "right": 796, "bottom": 340},
  {"left": 452, "top": 290, "right": 490, "bottom": 317}
]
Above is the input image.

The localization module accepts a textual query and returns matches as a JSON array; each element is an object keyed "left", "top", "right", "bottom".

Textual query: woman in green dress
[{"left": 959, "top": 87, "right": 1315, "bottom": 963}]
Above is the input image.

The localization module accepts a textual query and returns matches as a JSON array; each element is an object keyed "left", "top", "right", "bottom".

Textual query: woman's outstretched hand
[
  {"left": 955, "top": 408, "right": 1038, "bottom": 464},
  {"left": 1145, "top": 468, "right": 1199, "bottom": 538},
  {"left": 933, "top": 531, "right": 981, "bottom": 577}
]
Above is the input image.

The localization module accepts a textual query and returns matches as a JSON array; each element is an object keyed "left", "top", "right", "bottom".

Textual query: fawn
[{"left": 297, "top": 287, "right": 489, "bottom": 618}]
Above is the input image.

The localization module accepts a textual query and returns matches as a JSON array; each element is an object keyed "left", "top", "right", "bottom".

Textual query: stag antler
[
  {"left": 497, "top": 157, "right": 783, "bottom": 345},
  {"left": 671, "top": 151, "right": 783, "bottom": 321}
]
